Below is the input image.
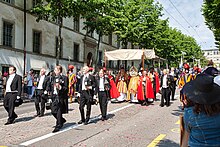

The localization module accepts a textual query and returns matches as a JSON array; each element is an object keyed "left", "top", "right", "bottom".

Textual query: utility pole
[{"left": 23, "top": 0, "right": 26, "bottom": 75}]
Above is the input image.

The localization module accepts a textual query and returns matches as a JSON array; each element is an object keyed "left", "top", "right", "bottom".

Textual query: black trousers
[
  {"left": 171, "top": 82, "right": 176, "bottom": 100},
  {"left": 52, "top": 106, "right": 65, "bottom": 128},
  {"left": 3, "top": 92, "right": 17, "bottom": 122},
  {"left": 160, "top": 88, "right": 171, "bottom": 106},
  {"left": 98, "top": 91, "right": 108, "bottom": 118},
  {"left": 79, "top": 90, "right": 92, "bottom": 122},
  {"left": 35, "top": 89, "right": 47, "bottom": 115}
]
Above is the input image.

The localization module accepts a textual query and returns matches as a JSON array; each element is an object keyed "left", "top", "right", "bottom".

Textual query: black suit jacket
[
  {"left": 6, "top": 74, "right": 22, "bottom": 96},
  {"left": 79, "top": 74, "right": 96, "bottom": 96},
  {"left": 160, "top": 74, "right": 173, "bottom": 89},
  {"left": 94, "top": 76, "right": 110, "bottom": 95},
  {"left": 36, "top": 75, "right": 50, "bottom": 91},
  {"left": 51, "top": 74, "right": 69, "bottom": 114}
]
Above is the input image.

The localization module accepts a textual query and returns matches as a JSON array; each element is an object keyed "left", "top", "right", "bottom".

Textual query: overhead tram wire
[
  {"left": 167, "top": 0, "right": 205, "bottom": 47},
  {"left": 162, "top": 7, "right": 192, "bottom": 36}
]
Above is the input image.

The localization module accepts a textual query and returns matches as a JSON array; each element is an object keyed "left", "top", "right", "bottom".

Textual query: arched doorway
[{"left": 87, "top": 52, "right": 93, "bottom": 67}]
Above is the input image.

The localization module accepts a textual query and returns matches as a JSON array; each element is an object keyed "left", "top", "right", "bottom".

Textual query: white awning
[{"left": 105, "top": 49, "right": 155, "bottom": 60}]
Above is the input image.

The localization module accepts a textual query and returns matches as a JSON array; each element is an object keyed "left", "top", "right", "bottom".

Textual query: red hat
[
  {"left": 89, "top": 67, "right": 94, "bottom": 71},
  {"left": 197, "top": 68, "right": 202, "bottom": 73},
  {"left": 68, "top": 65, "right": 74, "bottom": 69},
  {"left": 184, "top": 63, "right": 190, "bottom": 69},
  {"left": 193, "top": 66, "right": 198, "bottom": 71},
  {"left": 103, "top": 67, "right": 106, "bottom": 71}
]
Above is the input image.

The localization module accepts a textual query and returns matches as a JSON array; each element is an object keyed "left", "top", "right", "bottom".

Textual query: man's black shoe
[
  {"left": 38, "top": 114, "right": 44, "bottom": 117},
  {"left": 52, "top": 127, "right": 60, "bottom": 133},
  {"left": 160, "top": 104, "right": 164, "bottom": 107},
  {"left": 78, "top": 120, "right": 85, "bottom": 124},
  {"left": 62, "top": 118, "right": 66, "bottom": 124},
  {"left": 84, "top": 121, "right": 89, "bottom": 125},
  {"left": 4, "top": 121, "right": 13, "bottom": 125}
]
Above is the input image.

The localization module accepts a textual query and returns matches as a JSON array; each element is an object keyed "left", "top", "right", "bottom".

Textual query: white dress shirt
[
  {"left": 37, "top": 75, "right": 45, "bottom": 90},
  {"left": 162, "top": 74, "right": 168, "bottom": 88},
  {"left": 6, "top": 73, "right": 16, "bottom": 93},
  {"left": 82, "top": 73, "right": 89, "bottom": 91},
  {"left": 99, "top": 77, "right": 105, "bottom": 91}
]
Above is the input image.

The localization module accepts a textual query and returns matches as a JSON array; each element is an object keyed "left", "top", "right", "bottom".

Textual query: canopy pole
[
  {"left": 104, "top": 49, "right": 107, "bottom": 68},
  {"left": 142, "top": 48, "right": 144, "bottom": 69}
]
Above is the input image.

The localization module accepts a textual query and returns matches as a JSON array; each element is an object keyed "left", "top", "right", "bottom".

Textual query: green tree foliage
[
  {"left": 113, "top": 0, "right": 163, "bottom": 48},
  {"left": 32, "top": 0, "right": 81, "bottom": 65},
  {"left": 31, "top": 0, "right": 205, "bottom": 68},
  {"left": 202, "top": 0, "right": 220, "bottom": 48}
]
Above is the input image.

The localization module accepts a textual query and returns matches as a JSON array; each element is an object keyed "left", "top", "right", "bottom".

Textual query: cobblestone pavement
[{"left": 0, "top": 92, "right": 181, "bottom": 147}]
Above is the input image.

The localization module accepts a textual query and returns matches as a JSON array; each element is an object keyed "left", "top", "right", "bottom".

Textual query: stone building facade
[{"left": 0, "top": 0, "right": 136, "bottom": 76}]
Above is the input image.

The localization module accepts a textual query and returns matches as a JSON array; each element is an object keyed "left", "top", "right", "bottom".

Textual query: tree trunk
[
  {"left": 94, "top": 33, "right": 102, "bottom": 71},
  {"left": 56, "top": 17, "right": 62, "bottom": 66}
]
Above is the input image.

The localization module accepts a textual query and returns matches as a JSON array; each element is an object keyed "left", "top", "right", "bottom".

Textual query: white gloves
[
  {"left": 48, "top": 99, "right": 52, "bottom": 103},
  {"left": 44, "top": 91, "right": 48, "bottom": 94},
  {"left": 77, "top": 93, "right": 80, "bottom": 97},
  {"left": 17, "top": 96, "right": 20, "bottom": 99},
  {"left": 93, "top": 95, "right": 97, "bottom": 99}
]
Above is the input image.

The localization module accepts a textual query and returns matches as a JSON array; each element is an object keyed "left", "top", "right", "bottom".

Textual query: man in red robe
[{"left": 137, "top": 70, "right": 155, "bottom": 106}]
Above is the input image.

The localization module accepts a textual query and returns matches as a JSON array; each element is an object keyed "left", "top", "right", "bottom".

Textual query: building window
[
  {"left": 3, "top": 0, "right": 14, "bottom": 4},
  {"left": 73, "top": 43, "right": 79, "bottom": 61},
  {"left": 32, "top": 0, "right": 40, "bottom": 7},
  {"left": 108, "top": 34, "right": 112, "bottom": 45},
  {"left": 33, "top": 31, "right": 41, "bottom": 53},
  {"left": 73, "top": 16, "right": 80, "bottom": 32},
  {"left": 3, "top": 21, "right": 13, "bottom": 47},
  {"left": 55, "top": 37, "right": 63, "bottom": 58}
]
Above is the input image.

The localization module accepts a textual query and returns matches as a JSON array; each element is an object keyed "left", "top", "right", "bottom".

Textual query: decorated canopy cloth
[{"left": 105, "top": 49, "right": 155, "bottom": 60}]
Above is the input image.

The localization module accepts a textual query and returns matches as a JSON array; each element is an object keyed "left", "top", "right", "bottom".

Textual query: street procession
[{"left": 1, "top": 0, "right": 220, "bottom": 146}]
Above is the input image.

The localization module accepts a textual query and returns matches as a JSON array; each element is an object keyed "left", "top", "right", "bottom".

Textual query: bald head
[{"left": 83, "top": 66, "right": 89, "bottom": 74}]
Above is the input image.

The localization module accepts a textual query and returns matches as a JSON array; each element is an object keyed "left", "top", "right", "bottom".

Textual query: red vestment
[
  {"left": 155, "top": 72, "right": 160, "bottom": 93},
  {"left": 108, "top": 75, "right": 120, "bottom": 99},
  {"left": 137, "top": 76, "right": 155, "bottom": 101}
]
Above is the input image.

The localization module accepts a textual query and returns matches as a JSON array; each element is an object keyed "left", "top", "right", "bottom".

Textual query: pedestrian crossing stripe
[
  {"left": 0, "top": 146, "right": 8, "bottom": 147},
  {"left": 147, "top": 134, "right": 166, "bottom": 147}
]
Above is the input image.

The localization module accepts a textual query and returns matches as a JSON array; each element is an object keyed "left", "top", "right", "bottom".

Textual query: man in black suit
[
  {"left": 34, "top": 68, "right": 50, "bottom": 117},
  {"left": 95, "top": 69, "right": 110, "bottom": 121},
  {"left": 3, "top": 65, "right": 22, "bottom": 125},
  {"left": 160, "top": 69, "right": 173, "bottom": 107},
  {"left": 169, "top": 67, "right": 178, "bottom": 101},
  {"left": 51, "top": 65, "right": 69, "bottom": 133},
  {"left": 78, "top": 66, "right": 96, "bottom": 125}
]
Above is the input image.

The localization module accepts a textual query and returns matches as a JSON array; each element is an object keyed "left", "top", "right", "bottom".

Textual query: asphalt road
[{"left": 0, "top": 92, "right": 182, "bottom": 147}]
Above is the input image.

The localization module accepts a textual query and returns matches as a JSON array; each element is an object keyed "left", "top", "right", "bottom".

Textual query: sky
[{"left": 156, "top": 0, "right": 217, "bottom": 50}]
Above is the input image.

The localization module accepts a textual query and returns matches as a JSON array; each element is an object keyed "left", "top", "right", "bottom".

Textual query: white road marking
[{"left": 20, "top": 104, "right": 134, "bottom": 146}]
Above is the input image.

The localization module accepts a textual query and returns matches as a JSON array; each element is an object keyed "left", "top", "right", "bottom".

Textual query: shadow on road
[
  {"left": 89, "top": 113, "right": 116, "bottom": 124},
  {"left": 15, "top": 116, "right": 35, "bottom": 123},
  {"left": 63, "top": 122, "right": 77, "bottom": 128},
  {"left": 171, "top": 108, "right": 183, "bottom": 116},
  {"left": 157, "top": 139, "right": 179, "bottom": 147}
]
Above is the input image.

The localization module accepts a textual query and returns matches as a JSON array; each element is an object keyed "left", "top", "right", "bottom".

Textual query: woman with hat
[{"left": 181, "top": 74, "right": 220, "bottom": 146}]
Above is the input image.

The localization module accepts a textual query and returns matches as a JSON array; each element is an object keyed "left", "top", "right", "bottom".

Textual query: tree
[
  {"left": 202, "top": 0, "right": 220, "bottom": 49},
  {"left": 113, "top": 0, "right": 163, "bottom": 48},
  {"left": 79, "top": 0, "right": 121, "bottom": 68},
  {"left": 32, "top": 0, "right": 80, "bottom": 65}
]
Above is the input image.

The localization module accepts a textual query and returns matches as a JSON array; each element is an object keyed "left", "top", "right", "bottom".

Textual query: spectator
[
  {"left": 0, "top": 71, "right": 3, "bottom": 99},
  {"left": 182, "top": 74, "right": 220, "bottom": 146},
  {"left": 27, "top": 69, "right": 34, "bottom": 99}
]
